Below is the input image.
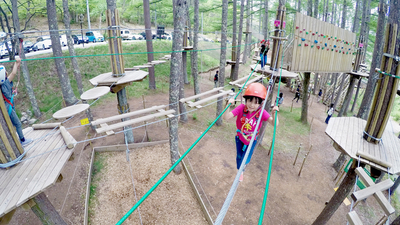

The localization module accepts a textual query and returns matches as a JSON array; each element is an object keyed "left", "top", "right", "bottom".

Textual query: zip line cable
[{"left": 116, "top": 50, "right": 265, "bottom": 225}]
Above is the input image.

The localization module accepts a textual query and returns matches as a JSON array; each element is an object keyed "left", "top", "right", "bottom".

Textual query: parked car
[
  {"left": 120, "top": 29, "right": 143, "bottom": 40},
  {"left": 59, "top": 34, "right": 68, "bottom": 46},
  {"left": 0, "top": 43, "right": 12, "bottom": 59},
  {"left": 76, "top": 35, "right": 89, "bottom": 44},
  {"left": 35, "top": 36, "right": 52, "bottom": 50},
  {"left": 23, "top": 40, "right": 34, "bottom": 53},
  {"left": 71, "top": 35, "right": 79, "bottom": 44},
  {"left": 85, "top": 31, "right": 104, "bottom": 42},
  {"left": 140, "top": 32, "right": 156, "bottom": 40},
  {"left": 162, "top": 32, "right": 172, "bottom": 40}
]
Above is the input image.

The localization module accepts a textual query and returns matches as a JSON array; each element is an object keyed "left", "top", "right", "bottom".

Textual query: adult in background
[
  {"left": 214, "top": 71, "right": 219, "bottom": 88},
  {"left": 325, "top": 103, "right": 334, "bottom": 124},
  {"left": 317, "top": 89, "right": 323, "bottom": 102},
  {"left": 260, "top": 40, "right": 270, "bottom": 70}
]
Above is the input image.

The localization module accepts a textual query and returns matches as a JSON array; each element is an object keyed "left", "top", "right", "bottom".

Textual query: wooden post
[
  {"left": 353, "top": 35, "right": 364, "bottom": 72},
  {"left": 31, "top": 193, "right": 67, "bottom": 225},
  {"left": 298, "top": 145, "right": 312, "bottom": 176},
  {"left": 106, "top": 2, "right": 134, "bottom": 144},
  {"left": 293, "top": 144, "right": 301, "bottom": 166},
  {"left": 269, "top": 5, "right": 286, "bottom": 71},
  {"left": 290, "top": 100, "right": 293, "bottom": 112},
  {"left": 312, "top": 161, "right": 358, "bottom": 225},
  {"left": 364, "top": 23, "right": 400, "bottom": 144},
  {"left": 142, "top": 95, "right": 150, "bottom": 141},
  {"left": 0, "top": 94, "right": 24, "bottom": 164}
]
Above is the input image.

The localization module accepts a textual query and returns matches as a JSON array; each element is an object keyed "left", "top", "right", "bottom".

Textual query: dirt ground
[{"left": 8, "top": 61, "right": 399, "bottom": 224}]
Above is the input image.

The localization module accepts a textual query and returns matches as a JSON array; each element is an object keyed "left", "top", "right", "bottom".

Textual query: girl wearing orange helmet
[{"left": 223, "top": 83, "right": 279, "bottom": 181}]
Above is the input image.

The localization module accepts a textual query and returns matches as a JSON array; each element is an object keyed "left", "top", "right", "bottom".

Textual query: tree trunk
[
  {"left": 143, "top": 0, "right": 156, "bottom": 89},
  {"left": 31, "top": 192, "right": 67, "bottom": 225},
  {"left": 330, "top": 73, "right": 338, "bottom": 104},
  {"left": 389, "top": 177, "right": 400, "bottom": 196},
  {"left": 313, "top": 73, "right": 318, "bottom": 95},
  {"left": 313, "top": 0, "right": 319, "bottom": 19},
  {"left": 242, "top": 0, "right": 250, "bottom": 64},
  {"left": 341, "top": 0, "right": 347, "bottom": 29},
  {"left": 230, "top": 0, "right": 237, "bottom": 80},
  {"left": 232, "top": 0, "right": 245, "bottom": 81},
  {"left": 297, "top": 0, "right": 301, "bottom": 12},
  {"left": 307, "top": 0, "right": 312, "bottom": 16},
  {"left": 357, "top": 0, "right": 386, "bottom": 119},
  {"left": 179, "top": 52, "right": 188, "bottom": 123},
  {"left": 183, "top": 4, "right": 190, "bottom": 85},
  {"left": 352, "top": 0, "right": 361, "bottom": 33},
  {"left": 62, "top": 0, "right": 95, "bottom": 131},
  {"left": 312, "top": 162, "right": 358, "bottom": 224},
  {"left": 391, "top": 215, "right": 400, "bottom": 225},
  {"left": 351, "top": 78, "right": 362, "bottom": 113},
  {"left": 263, "top": 0, "right": 269, "bottom": 40},
  {"left": 334, "top": 73, "right": 346, "bottom": 112},
  {"left": 216, "top": 0, "right": 228, "bottom": 126},
  {"left": 169, "top": 0, "right": 185, "bottom": 174},
  {"left": 338, "top": 75, "right": 356, "bottom": 117},
  {"left": 301, "top": 73, "right": 310, "bottom": 124},
  {"left": 11, "top": 0, "right": 41, "bottom": 118},
  {"left": 191, "top": 0, "right": 200, "bottom": 99},
  {"left": 332, "top": 153, "right": 348, "bottom": 172},
  {"left": 47, "top": 0, "right": 78, "bottom": 106}
]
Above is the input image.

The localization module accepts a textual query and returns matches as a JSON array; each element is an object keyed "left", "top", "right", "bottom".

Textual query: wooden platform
[
  {"left": 89, "top": 70, "right": 148, "bottom": 86},
  {"left": 183, "top": 46, "right": 193, "bottom": 50},
  {"left": 0, "top": 127, "right": 76, "bottom": 217},
  {"left": 348, "top": 70, "right": 369, "bottom": 78},
  {"left": 325, "top": 117, "right": 400, "bottom": 174},
  {"left": 250, "top": 64, "right": 298, "bottom": 78},
  {"left": 226, "top": 60, "right": 243, "bottom": 65}
]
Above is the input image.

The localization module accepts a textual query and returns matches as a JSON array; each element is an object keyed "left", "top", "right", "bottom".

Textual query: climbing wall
[{"left": 290, "top": 12, "right": 356, "bottom": 73}]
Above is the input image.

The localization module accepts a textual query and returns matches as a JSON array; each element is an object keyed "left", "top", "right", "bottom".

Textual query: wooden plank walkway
[
  {"left": 250, "top": 64, "right": 298, "bottom": 78},
  {"left": 0, "top": 128, "right": 76, "bottom": 217},
  {"left": 325, "top": 117, "right": 400, "bottom": 174}
]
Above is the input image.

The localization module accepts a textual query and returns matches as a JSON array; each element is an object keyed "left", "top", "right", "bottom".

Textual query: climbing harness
[{"left": 2, "top": 93, "right": 14, "bottom": 115}]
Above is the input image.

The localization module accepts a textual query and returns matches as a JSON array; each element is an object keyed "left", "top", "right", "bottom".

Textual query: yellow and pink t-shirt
[{"left": 231, "top": 104, "right": 270, "bottom": 145}]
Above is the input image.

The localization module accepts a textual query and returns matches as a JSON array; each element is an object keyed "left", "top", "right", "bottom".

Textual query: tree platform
[
  {"left": 326, "top": 117, "right": 400, "bottom": 174},
  {"left": 0, "top": 127, "right": 76, "bottom": 218},
  {"left": 89, "top": 70, "right": 148, "bottom": 86},
  {"left": 250, "top": 64, "right": 298, "bottom": 78}
]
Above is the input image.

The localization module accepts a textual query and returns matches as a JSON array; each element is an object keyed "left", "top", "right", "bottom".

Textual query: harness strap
[{"left": 2, "top": 93, "right": 14, "bottom": 115}]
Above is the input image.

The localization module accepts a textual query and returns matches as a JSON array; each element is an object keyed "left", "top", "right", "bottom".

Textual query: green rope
[
  {"left": 258, "top": 40, "right": 284, "bottom": 224},
  {"left": 116, "top": 54, "right": 262, "bottom": 225},
  {"left": 1, "top": 42, "right": 257, "bottom": 63},
  {"left": 375, "top": 68, "right": 400, "bottom": 79}
]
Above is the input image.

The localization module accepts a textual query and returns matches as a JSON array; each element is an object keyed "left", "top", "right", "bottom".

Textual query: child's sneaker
[
  {"left": 239, "top": 172, "right": 244, "bottom": 182},
  {"left": 21, "top": 139, "right": 33, "bottom": 147}
]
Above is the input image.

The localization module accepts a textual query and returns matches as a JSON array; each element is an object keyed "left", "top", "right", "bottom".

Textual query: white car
[
  {"left": 35, "top": 36, "right": 52, "bottom": 50},
  {"left": 120, "top": 29, "right": 142, "bottom": 40}
]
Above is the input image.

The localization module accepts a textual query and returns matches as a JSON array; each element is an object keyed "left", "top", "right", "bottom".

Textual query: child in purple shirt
[{"left": 224, "top": 83, "right": 279, "bottom": 181}]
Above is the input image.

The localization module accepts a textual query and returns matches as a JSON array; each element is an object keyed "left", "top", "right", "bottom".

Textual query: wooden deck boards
[
  {"left": 0, "top": 128, "right": 76, "bottom": 217},
  {"left": 326, "top": 117, "right": 400, "bottom": 174}
]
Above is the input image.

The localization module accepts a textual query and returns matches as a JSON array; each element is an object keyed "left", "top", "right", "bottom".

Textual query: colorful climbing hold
[
  {"left": 314, "top": 40, "right": 318, "bottom": 44},
  {"left": 296, "top": 26, "right": 299, "bottom": 29},
  {"left": 306, "top": 32, "right": 309, "bottom": 34},
  {"left": 301, "top": 38, "right": 305, "bottom": 41},
  {"left": 317, "top": 46, "right": 320, "bottom": 50}
]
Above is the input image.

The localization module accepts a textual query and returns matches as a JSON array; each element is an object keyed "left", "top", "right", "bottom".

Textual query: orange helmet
[{"left": 244, "top": 83, "right": 267, "bottom": 100}]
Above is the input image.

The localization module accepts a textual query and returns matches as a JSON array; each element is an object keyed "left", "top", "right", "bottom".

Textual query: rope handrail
[{"left": 0, "top": 41, "right": 258, "bottom": 63}]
